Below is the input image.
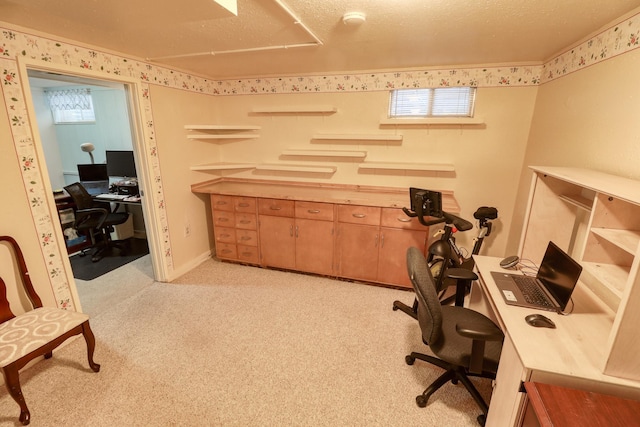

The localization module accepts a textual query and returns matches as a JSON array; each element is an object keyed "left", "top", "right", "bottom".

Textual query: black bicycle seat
[{"left": 474, "top": 206, "right": 498, "bottom": 220}]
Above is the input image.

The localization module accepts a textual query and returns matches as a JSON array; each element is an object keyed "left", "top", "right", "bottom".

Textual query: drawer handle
[
  {"left": 221, "top": 249, "right": 232, "bottom": 254},
  {"left": 238, "top": 203, "right": 250, "bottom": 208},
  {"left": 270, "top": 206, "right": 282, "bottom": 211},
  {"left": 352, "top": 213, "right": 366, "bottom": 218},
  {"left": 219, "top": 218, "right": 229, "bottom": 222},
  {"left": 239, "top": 220, "right": 251, "bottom": 224},
  {"left": 307, "top": 209, "right": 321, "bottom": 214},
  {"left": 396, "top": 217, "right": 412, "bottom": 223},
  {"left": 219, "top": 234, "right": 231, "bottom": 239},
  {"left": 240, "top": 236, "right": 251, "bottom": 241},
  {"left": 241, "top": 252, "right": 253, "bottom": 257}
]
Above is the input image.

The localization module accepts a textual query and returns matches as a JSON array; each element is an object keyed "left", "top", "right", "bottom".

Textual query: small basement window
[
  {"left": 389, "top": 87, "right": 476, "bottom": 118},
  {"left": 46, "top": 88, "right": 96, "bottom": 124}
]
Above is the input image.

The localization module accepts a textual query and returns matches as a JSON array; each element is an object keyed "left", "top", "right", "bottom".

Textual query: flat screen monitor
[
  {"left": 106, "top": 150, "right": 136, "bottom": 178},
  {"left": 77, "top": 163, "right": 108, "bottom": 182},
  {"left": 409, "top": 187, "right": 443, "bottom": 218}
]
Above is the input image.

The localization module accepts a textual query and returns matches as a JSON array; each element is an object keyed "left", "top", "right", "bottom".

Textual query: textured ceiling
[{"left": 1, "top": 0, "right": 640, "bottom": 79}]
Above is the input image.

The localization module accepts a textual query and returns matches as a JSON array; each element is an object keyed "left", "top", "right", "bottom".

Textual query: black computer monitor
[
  {"left": 409, "top": 187, "right": 443, "bottom": 218},
  {"left": 77, "top": 163, "right": 108, "bottom": 182},
  {"left": 106, "top": 150, "right": 136, "bottom": 178}
]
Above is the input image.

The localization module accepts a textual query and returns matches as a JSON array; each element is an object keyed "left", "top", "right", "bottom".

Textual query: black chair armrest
[
  {"left": 455, "top": 320, "right": 503, "bottom": 342},
  {"left": 445, "top": 268, "right": 478, "bottom": 281}
]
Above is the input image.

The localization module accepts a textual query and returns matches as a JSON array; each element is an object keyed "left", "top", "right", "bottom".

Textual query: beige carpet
[{"left": 0, "top": 257, "right": 492, "bottom": 426}]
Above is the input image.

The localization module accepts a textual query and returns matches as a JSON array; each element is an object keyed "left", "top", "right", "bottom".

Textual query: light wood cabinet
[{"left": 211, "top": 194, "right": 259, "bottom": 264}]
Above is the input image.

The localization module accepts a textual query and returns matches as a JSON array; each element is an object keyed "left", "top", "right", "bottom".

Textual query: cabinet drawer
[
  {"left": 234, "top": 197, "right": 256, "bottom": 213},
  {"left": 214, "top": 226, "right": 236, "bottom": 244},
  {"left": 295, "top": 201, "right": 334, "bottom": 221},
  {"left": 258, "top": 198, "right": 295, "bottom": 217},
  {"left": 211, "top": 194, "right": 234, "bottom": 212},
  {"left": 216, "top": 242, "right": 237, "bottom": 259},
  {"left": 237, "top": 245, "right": 259, "bottom": 264},
  {"left": 236, "top": 229, "right": 258, "bottom": 247},
  {"left": 381, "top": 208, "right": 425, "bottom": 230},
  {"left": 235, "top": 213, "right": 257, "bottom": 230},
  {"left": 337, "top": 205, "right": 381, "bottom": 225},
  {"left": 213, "top": 210, "right": 235, "bottom": 228}
]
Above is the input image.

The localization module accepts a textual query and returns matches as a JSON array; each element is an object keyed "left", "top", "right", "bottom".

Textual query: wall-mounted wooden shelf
[
  {"left": 184, "top": 125, "right": 261, "bottom": 131},
  {"left": 358, "top": 162, "right": 455, "bottom": 172},
  {"left": 312, "top": 134, "right": 403, "bottom": 141},
  {"left": 186, "top": 134, "right": 260, "bottom": 140},
  {"left": 255, "top": 164, "right": 337, "bottom": 174},
  {"left": 251, "top": 106, "right": 337, "bottom": 114},
  {"left": 379, "top": 117, "right": 484, "bottom": 126},
  {"left": 190, "top": 162, "right": 257, "bottom": 171},
  {"left": 282, "top": 149, "right": 367, "bottom": 158}
]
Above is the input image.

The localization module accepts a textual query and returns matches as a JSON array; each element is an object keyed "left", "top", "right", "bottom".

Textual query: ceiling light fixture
[{"left": 342, "top": 12, "right": 366, "bottom": 26}]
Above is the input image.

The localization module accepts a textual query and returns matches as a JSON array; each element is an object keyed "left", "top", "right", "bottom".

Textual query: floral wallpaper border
[{"left": 1, "top": 9, "right": 639, "bottom": 309}]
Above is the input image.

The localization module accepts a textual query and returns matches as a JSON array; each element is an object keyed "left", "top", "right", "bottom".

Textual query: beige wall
[{"left": 507, "top": 49, "right": 640, "bottom": 254}]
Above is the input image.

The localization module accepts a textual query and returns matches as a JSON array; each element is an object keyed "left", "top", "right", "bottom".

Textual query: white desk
[{"left": 473, "top": 255, "right": 640, "bottom": 426}]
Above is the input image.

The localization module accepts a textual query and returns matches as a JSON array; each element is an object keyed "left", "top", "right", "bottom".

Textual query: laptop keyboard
[{"left": 512, "top": 275, "right": 554, "bottom": 308}]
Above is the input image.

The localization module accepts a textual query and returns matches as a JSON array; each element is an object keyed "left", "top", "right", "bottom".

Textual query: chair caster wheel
[
  {"left": 405, "top": 355, "right": 415, "bottom": 365},
  {"left": 451, "top": 378, "right": 459, "bottom": 385},
  {"left": 477, "top": 414, "right": 486, "bottom": 426},
  {"left": 416, "top": 395, "right": 428, "bottom": 408}
]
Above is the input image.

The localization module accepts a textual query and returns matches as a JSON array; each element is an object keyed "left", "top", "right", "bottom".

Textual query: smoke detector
[{"left": 342, "top": 12, "right": 366, "bottom": 26}]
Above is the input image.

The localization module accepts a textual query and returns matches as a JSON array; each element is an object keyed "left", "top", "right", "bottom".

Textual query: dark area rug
[{"left": 70, "top": 238, "right": 149, "bottom": 281}]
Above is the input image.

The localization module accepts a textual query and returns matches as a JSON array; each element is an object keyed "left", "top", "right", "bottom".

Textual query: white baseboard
[{"left": 165, "top": 250, "right": 212, "bottom": 282}]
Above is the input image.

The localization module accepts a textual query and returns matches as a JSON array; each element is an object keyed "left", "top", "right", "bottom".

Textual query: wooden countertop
[{"left": 191, "top": 178, "right": 460, "bottom": 212}]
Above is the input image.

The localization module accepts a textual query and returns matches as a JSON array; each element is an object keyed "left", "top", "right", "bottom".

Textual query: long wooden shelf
[
  {"left": 312, "top": 134, "right": 402, "bottom": 141},
  {"left": 255, "top": 164, "right": 337, "bottom": 174},
  {"left": 187, "top": 134, "right": 260, "bottom": 140},
  {"left": 251, "top": 106, "right": 337, "bottom": 114},
  {"left": 184, "top": 125, "right": 261, "bottom": 130},
  {"left": 358, "top": 162, "right": 455, "bottom": 172},
  {"left": 282, "top": 149, "right": 367, "bottom": 158},
  {"left": 190, "top": 162, "right": 257, "bottom": 171},
  {"left": 590, "top": 228, "right": 640, "bottom": 255}
]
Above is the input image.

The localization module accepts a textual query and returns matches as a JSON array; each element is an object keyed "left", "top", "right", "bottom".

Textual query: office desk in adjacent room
[
  {"left": 93, "top": 194, "right": 145, "bottom": 239},
  {"left": 472, "top": 256, "right": 640, "bottom": 426}
]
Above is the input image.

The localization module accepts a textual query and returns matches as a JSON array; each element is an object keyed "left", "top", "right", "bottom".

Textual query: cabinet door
[
  {"left": 295, "top": 218, "right": 334, "bottom": 275},
  {"left": 259, "top": 215, "right": 295, "bottom": 269},
  {"left": 377, "top": 228, "right": 427, "bottom": 288},
  {"left": 336, "top": 223, "right": 379, "bottom": 282}
]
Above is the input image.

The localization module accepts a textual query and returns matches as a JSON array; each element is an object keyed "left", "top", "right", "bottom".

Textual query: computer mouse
[{"left": 525, "top": 313, "right": 556, "bottom": 329}]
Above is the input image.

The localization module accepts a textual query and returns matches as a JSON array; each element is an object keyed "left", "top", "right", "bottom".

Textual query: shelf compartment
[
  {"left": 281, "top": 149, "right": 367, "bottom": 158},
  {"left": 580, "top": 261, "right": 629, "bottom": 310},
  {"left": 184, "top": 125, "right": 261, "bottom": 130},
  {"left": 589, "top": 228, "right": 640, "bottom": 255},
  {"left": 255, "top": 164, "right": 337, "bottom": 174},
  {"left": 559, "top": 194, "right": 593, "bottom": 212},
  {"left": 251, "top": 106, "right": 337, "bottom": 114},
  {"left": 312, "top": 134, "right": 402, "bottom": 141},
  {"left": 358, "top": 162, "right": 455, "bottom": 172},
  {"left": 190, "top": 163, "right": 257, "bottom": 171}
]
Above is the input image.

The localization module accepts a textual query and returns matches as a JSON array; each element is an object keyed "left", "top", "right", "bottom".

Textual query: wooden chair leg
[
  {"left": 81, "top": 322, "right": 101, "bottom": 372},
  {"left": 2, "top": 366, "right": 30, "bottom": 425}
]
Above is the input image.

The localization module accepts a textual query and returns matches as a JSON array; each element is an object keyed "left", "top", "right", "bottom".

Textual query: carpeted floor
[
  {"left": 0, "top": 258, "right": 493, "bottom": 426},
  {"left": 69, "top": 237, "right": 149, "bottom": 281}
]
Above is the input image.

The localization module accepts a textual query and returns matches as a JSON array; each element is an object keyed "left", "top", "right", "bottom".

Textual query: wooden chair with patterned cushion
[{"left": 0, "top": 235, "right": 100, "bottom": 425}]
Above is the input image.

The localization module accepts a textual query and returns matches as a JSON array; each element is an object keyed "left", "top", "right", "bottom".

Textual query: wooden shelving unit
[{"left": 185, "top": 124, "right": 261, "bottom": 141}]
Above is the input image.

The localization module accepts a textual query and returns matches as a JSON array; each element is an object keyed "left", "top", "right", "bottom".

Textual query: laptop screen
[{"left": 537, "top": 241, "right": 583, "bottom": 311}]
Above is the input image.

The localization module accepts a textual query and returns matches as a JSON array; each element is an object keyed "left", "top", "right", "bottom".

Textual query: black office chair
[
  {"left": 404, "top": 246, "right": 503, "bottom": 426},
  {"left": 63, "top": 182, "right": 130, "bottom": 262}
]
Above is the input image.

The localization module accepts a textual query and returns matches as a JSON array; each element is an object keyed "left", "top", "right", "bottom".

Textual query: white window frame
[
  {"left": 388, "top": 87, "right": 476, "bottom": 118},
  {"left": 46, "top": 88, "right": 96, "bottom": 124}
]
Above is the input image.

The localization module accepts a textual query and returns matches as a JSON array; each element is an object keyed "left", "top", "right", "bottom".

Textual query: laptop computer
[
  {"left": 491, "top": 241, "right": 583, "bottom": 313},
  {"left": 78, "top": 164, "right": 110, "bottom": 196}
]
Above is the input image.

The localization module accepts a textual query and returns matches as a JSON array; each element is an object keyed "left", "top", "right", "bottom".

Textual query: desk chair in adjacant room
[
  {"left": 0, "top": 235, "right": 100, "bottom": 425},
  {"left": 63, "top": 182, "right": 130, "bottom": 262},
  {"left": 404, "top": 246, "right": 503, "bottom": 426}
]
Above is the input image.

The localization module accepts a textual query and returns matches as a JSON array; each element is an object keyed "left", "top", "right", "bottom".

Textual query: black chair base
[{"left": 406, "top": 351, "right": 491, "bottom": 426}]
